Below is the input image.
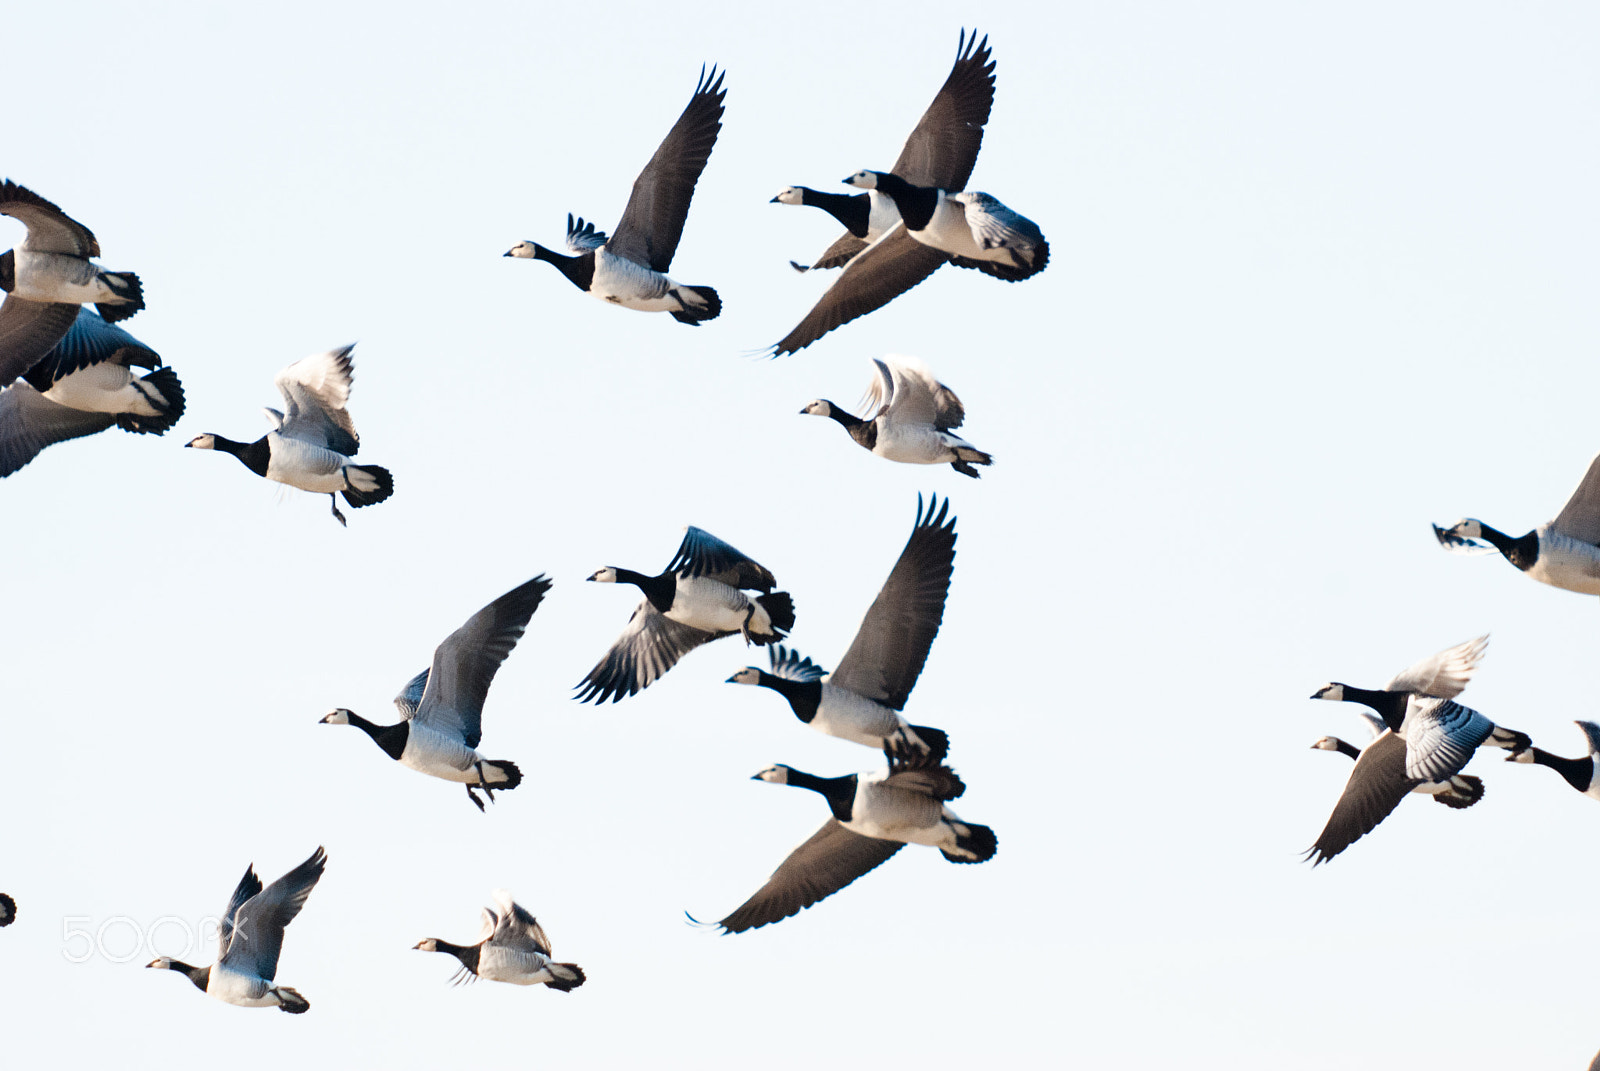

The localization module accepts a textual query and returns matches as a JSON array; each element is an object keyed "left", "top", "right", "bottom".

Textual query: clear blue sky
[{"left": 3, "top": 2, "right": 1600, "bottom": 1068}]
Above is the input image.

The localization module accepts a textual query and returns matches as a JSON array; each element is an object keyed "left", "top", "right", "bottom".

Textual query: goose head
[
  {"left": 727, "top": 667, "right": 762, "bottom": 686},
  {"left": 770, "top": 186, "right": 805, "bottom": 205},
  {"left": 1310, "top": 736, "right": 1341, "bottom": 751},
  {"left": 146, "top": 956, "right": 176, "bottom": 970},
  {"left": 1309, "top": 683, "right": 1344, "bottom": 702},
  {"left": 320, "top": 708, "right": 353, "bottom": 726},
  {"left": 412, "top": 938, "right": 440, "bottom": 952},
  {"left": 1433, "top": 518, "right": 1498, "bottom": 555},
  {"left": 588, "top": 567, "right": 620, "bottom": 583},
  {"left": 752, "top": 764, "right": 792, "bottom": 784},
  {"left": 504, "top": 241, "right": 538, "bottom": 258},
  {"left": 800, "top": 400, "right": 831, "bottom": 417},
  {"left": 843, "top": 170, "right": 882, "bottom": 189},
  {"left": 184, "top": 433, "right": 217, "bottom": 450}
]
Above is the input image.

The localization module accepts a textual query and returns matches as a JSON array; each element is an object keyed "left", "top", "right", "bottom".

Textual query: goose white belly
[
  {"left": 847, "top": 782, "right": 947, "bottom": 845},
  {"left": 43, "top": 363, "right": 158, "bottom": 415},
  {"left": 666, "top": 576, "right": 753, "bottom": 632},
  {"left": 400, "top": 724, "right": 481, "bottom": 782},
  {"left": 909, "top": 195, "right": 989, "bottom": 260},
  {"left": 1527, "top": 526, "right": 1600, "bottom": 595},
  {"left": 478, "top": 946, "right": 556, "bottom": 985},
  {"left": 863, "top": 190, "right": 902, "bottom": 243},
  {"left": 10, "top": 249, "right": 116, "bottom": 302},
  {"left": 264, "top": 432, "right": 350, "bottom": 493},
  {"left": 872, "top": 422, "right": 963, "bottom": 465},
  {"left": 590, "top": 248, "right": 678, "bottom": 311},
  {"left": 206, "top": 964, "right": 274, "bottom": 1007},
  {"left": 814, "top": 684, "right": 904, "bottom": 747}
]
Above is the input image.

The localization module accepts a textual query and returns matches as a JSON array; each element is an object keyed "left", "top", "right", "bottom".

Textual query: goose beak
[
  {"left": 769, "top": 195, "right": 780, "bottom": 203},
  {"left": 502, "top": 249, "right": 514, "bottom": 257}
]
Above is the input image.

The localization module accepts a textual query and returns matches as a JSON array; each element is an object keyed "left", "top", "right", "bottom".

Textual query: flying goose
[
  {"left": 1311, "top": 707, "right": 1484, "bottom": 809},
  {"left": 0, "top": 180, "right": 143, "bottom": 387},
  {"left": 147, "top": 847, "right": 326, "bottom": 1014},
  {"left": 1435, "top": 449, "right": 1600, "bottom": 596},
  {"left": 322, "top": 575, "right": 550, "bottom": 811},
  {"left": 185, "top": 344, "right": 393, "bottom": 526},
  {"left": 695, "top": 759, "right": 996, "bottom": 934},
  {"left": 843, "top": 170, "right": 1048, "bottom": 281},
  {"left": 727, "top": 494, "right": 957, "bottom": 761},
  {"left": 0, "top": 308, "right": 183, "bottom": 477},
  {"left": 0, "top": 893, "right": 13, "bottom": 927},
  {"left": 1305, "top": 635, "right": 1530, "bottom": 864},
  {"left": 505, "top": 67, "right": 725, "bottom": 325},
  {"left": 774, "top": 31, "right": 994, "bottom": 273},
  {"left": 1506, "top": 721, "right": 1600, "bottom": 801},
  {"left": 577, "top": 526, "right": 795, "bottom": 704},
  {"left": 802, "top": 356, "right": 991, "bottom": 477},
  {"left": 415, "top": 890, "right": 585, "bottom": 991}
]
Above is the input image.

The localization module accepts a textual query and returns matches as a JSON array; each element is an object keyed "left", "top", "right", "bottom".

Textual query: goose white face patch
[
  {"left": 185, "top": 433, "right": 217, "bottom": 450},
  {"left": 844, "top": 170, "right": 877, "bottom": 188},
  {"left": 752, "top": 765, "right": 787, "bottom": 784},
  {"left": 727, "top": 667, "right": 760, "bottom": 685},
  {"left": 505, "top": 242, "right": 536, "bottom": 258},
  {"left": 771, "top": 187, "right": 803, "bottom": 205},
  {"left": 800, "top": 400, "right": 829, "bottom": 416},
  {"left": 588, "top": 567, "right": 618, "bottom": 583},
  {"left": 1311, "top": 683, "right": 1343, "bottom": 702},
  {"left": 320, "top": 709, "right": 351, "bottom": 725}
]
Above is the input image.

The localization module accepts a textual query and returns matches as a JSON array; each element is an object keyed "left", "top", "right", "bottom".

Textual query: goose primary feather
[
  {"left": 695, "top": 759, "right": 995, "bottom": 934},
  {"left": 0, "top": 180, "right": 143, "bottom": 388},
  {"left": 577, "top": 526, "right": 795, "bottom": 704},
  {"left": 0, "top": 893, "right": 14, "bottom": 927},
  {"left": 775, "top": 30, "right": 994, "bottom": 273},
  {"left": 1507, "top": 720, "right": 1600, "bottom": 801},
  {"left": 1435, "top": 448, "right": 1600, "bottom": 596},
  {"left": 185, "top": 344, "right": 393, "bottom": 526},
  {"left": 1305, "top": 635, "right": 1529, "bottom": 864},
  {"left": 0, "top": 308, "right": 183, "bottom": 477},
  {"left": 415, "top": 890, "right": 585, "bottom": 991},
  {"left": 802, "top": 357, "right": 992, "bottom": 477},
  {"left": 505, "top": 67, "right": 725, "bottom": 325},
  {"left": 322, "top": 575, "right": 550, "bottom": 811},
  {"left": 146, "top": 847, "right": 326, "bottom": 1013},
  {"left": 727, "top": 493, "right": 957, "bottom": 761}
]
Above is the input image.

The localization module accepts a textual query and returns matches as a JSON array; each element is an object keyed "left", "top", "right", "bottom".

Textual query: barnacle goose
[
  {"left": 577, "top": 526, "right": 795, "bottom": 704},
  {"left": 1435, "top": 448, "right": 1600, "bottom": 596},
  {"left": 1311, "top": 707, "right": 1484, "bottom": 809},
  {"left": 727, "top": 493, "right": 956, "bottom": 762},
  {"left": 415, "top": 890, "right": 585, "bottom": 991},
  {"left": 185, "top": 344, "right": 393, "bottom": 526},
  {"left": 693, "top": 759, "right": 995, "bottom": 934},
  {"left": 0, "top": 180, "right": 143, "bottom": 387},
  {"left": 0, "top": 308, "right": 182, "bottom": 477},
  {"left": 774, "top": 30, "right": 994, "bottom": 273},
  {"left": 802, "top": 356, "right": 991, "bottom": 476},
  {"left": 505, "top": 67, "right": 725, "bottom": 325},
  {"left": 1305, "top": 635, "right": 1529, "bottom": 864},
  {"left": 1507, "top": 721, "right": 1600, "bottom": 801},
  {"left": 843, "top": 169, "right": 1048, "bottom": 281},
  {"left": 147, "top": 847, "right": 326, "bottom": 1013},
  {"left": 322, "top": 576, "right": 550, "bottom": 811}
]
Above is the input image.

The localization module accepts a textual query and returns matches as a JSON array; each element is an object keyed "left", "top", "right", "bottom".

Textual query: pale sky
[{"left": 4, "top": 2, "right": 1600, "bottom": 1068}]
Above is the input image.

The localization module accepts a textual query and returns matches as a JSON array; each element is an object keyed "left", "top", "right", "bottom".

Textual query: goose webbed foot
[
  {"left": 465, "top": 784, "right": 486, "bottom": 812},
  {"left": 329, "top": 495, "right": 348, "bottom": 527}
]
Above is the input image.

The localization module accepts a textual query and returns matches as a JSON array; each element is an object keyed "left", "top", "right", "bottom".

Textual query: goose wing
[
  {"left": 1353, "top": 710, "right": 1386, "bottom": 742},
  {"left": 0, "top": 381, "right": 115, "bottom": 477},
  {"left": 862, "top": 356, "right": 963, "bottom": 431},
  {"left": 711, "top": 820, "right": 904, "bottom": 934},
  {"left": 565, "top": 214, "right": 609, "bottom": 253},
  {"left": 393, "top": 668, "right": 430, "bottom": 720},
  {"left": 951, "top": 192, "right": 1046, "bottom": 249},
  {"left": 772, "top": 225, "right": 948, "bottom": 356},
  {"left": 1576, "top": 720, "right": 1600, "bottom": 755},
  {"left": 1383, "top": 635, "right": 1487, "bottom": 699},
  {"left": 829, "top": 494, "right": 957, "bottom": 710},
  {"left": 217, "top": 865, "right": 264, "bottom": 961},
  {"left": 414, "top": 575, "right": 551, "bottom": 748},
  {"left": 767, "top": 644, "right": 828, "bottom": 683},
  {"left": 1305, "top": 730, "right": 1420, "bottom": 865},
  {"left": 1552, "top": 450, "right": 1600, "bottom": 545},
  {"left": 22, "top": 307, "right": 158, "bottom": 391},
  {"left": 0, "top": 297, "right": 80, "bottom": 388},
  {"left": 667, "top": 526, "right": 776, "bottom": 591},
  {"left": 806, "top": 232, "right": 870, "bottom": 272},
  {"left": 488, "top": 890, "right": 554, "bottom": 956},
  {"left": 220, "top": 847, "right": 327, "bottom": 982},
  {"left": 0, "top": 181, "right": 98, "bottom": 256},
  {"left": 273, "top": 345, "right": 360, "bottom": 454},
  {"left": 575, "top": 599, "right": 719, "bottom": 704},
  {"left": 889, "top": 30, "right": 995, "bottom": 192},
  {"left": 878, "top": 759, "right": 966, "bottom": 800},
  {"left": 1399, "top": 696, "right": 1493, "bottom": 783},
  {"left": 607, "top": 66, "right": 726, "bottom": 273}
]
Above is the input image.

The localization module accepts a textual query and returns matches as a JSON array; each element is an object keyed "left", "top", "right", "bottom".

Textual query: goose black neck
[
  {"left": 783, "top": 768, "right": 858, "bottom": 821},
  {"left": 614, "top": 568, "right": 677, "bottom": 613},
  {"left": 755, "top": 671, "right": 821, "bottom": 724},
  {"left": 798, "top": 189, "right": 870, "bottom": 236},
  {"left": 1527, "top": 748, "right": 1594, "bottom": 792},
  {"left": 867, "top": 173, "right": 938, "bottom": 231},
  {"left": 1331, "top": 738, "right": 1361, "bottom": 760},
  {"left": 211, "top": 435, "right": 271, "bottom": 478},
  {"left": 1333, "top": 686, "right": 1408, "bottom": 732},
  {"left": 431, "top": 940, "right": 479, "bottom": 972},
  {"left": 821, "top": 403, "right": 865, "bottom": 430},
  {"left": 532, "top": 245, "right": 595, "bottom": 292},
  {"left": 161, "top": 959, "right": 211, "bottom": 992},
  {"left": 346, "top": 711, "right": 409, "bottom": 762},
  {"left": 1475, "top": 523, "right": 1540, "bottom": 572}
]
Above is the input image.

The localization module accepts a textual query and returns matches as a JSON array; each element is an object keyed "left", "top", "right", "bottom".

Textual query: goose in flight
[
  {"left": 773, "top": 30, "right": 994, "bottom": 273},
  {"left": 0, "top": 180, "right": 143, "bottom": 387},
  {"left": 1506, "top": 720, "right": 1600, "bottom": 802},
  {"left": 577, "top": 526, "right": 795, "bottom": 704},
  {"left": 843, "top": 170, "right": 1048, "bottom": 281},
  {"left": 1435, "top": 448, "right": 1600, "bottom": 596},
  {"left": 695, "top": 759, "right": 995, "bottom": 934},
  {"left": 185, "top": 344, "right": 393, "bottom": 526},
  {"left": 415, "top": 890, "right": 585, "bottom": 991},
  {"left": 322, "top": 576, "right": 550, "bottom": 811},
  {"left": 147, "top": 847, "right": 327, "bottom": 1013},
  {"left": 0, "top": 308, "right": 183, "bottom": 477},
  {"left": 505, "top": 67, "right": 725, "bottom": 325},
  {"left": 1305, "top": 636, "right": 1529, "bottom": 864},
  {"left": 802, "top": 357, "right": 991, "bottom": 477},
  {"left": 1311, "top": 707, "right": 1484, "bottom": 809},
  {"left": 727, "top": 493, "right": 957, "bottom": 761}
]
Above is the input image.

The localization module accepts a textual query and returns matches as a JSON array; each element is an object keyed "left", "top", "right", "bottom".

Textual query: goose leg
[
  {"left": 329, "top": 494, "right": 348, "bottom": 527},
  {"left": 740, "top": 605, "right": 757, "bottom": 645},
  {"left": 475, "top": 761, "right": 497, "bottom": 805},
  {"left": 465, "top": 784, "right": 486, "bottom": 812}
]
